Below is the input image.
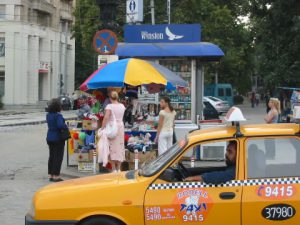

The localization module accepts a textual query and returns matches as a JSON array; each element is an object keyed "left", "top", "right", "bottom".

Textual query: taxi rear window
[{"left": 246, "top": 137, "right": 300, "bottom": 179}]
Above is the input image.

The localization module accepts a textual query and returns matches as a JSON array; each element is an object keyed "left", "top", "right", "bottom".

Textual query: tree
[
  {"left": 248, "top": 0, "right": 300, "bottom": 89},
  {"left": 143, "top": 0, "right": 253, "bottom": 94},
  {"left": 72, "top": 0, "right": 126, "bottom": 88},
  {"left": 73, "top": 0, "right": 254, "bottom": 94}
]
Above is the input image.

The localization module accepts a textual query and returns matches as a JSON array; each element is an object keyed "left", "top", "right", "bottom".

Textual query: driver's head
[{"left": 225, "top": 141, "right": 237, "bottom": 166}]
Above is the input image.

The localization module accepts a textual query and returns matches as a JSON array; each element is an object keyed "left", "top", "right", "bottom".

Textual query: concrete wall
[{"left": 0, "top": 0, "right": 75, "bottom": 106}]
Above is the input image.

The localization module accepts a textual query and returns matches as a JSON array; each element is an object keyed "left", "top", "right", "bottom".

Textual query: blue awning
[{"left": 116, "top": 42, "right": 224, "bottom": 60}]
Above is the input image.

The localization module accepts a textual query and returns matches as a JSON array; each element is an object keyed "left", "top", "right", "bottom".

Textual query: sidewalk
[{"left": 0, "top": 110, "right": 77, "bottom": 127}]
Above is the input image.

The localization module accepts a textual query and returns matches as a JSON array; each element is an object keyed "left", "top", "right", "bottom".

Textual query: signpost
[
  {"left": 124, "top": 24, "right": 201, "bottom": 43},
  {"left": 93, "top": 29, "right": 118, "bottom": 55},
  {"left": 98, "top": 55, "right": 119, "bottom": 68},
  {"left": 126, "top": 0, "right": 143, "bottom": 23}
]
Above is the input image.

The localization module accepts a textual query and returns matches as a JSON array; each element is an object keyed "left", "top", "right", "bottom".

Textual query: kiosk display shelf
[{"left": 159, "top": 59, "right": 192, "bottom": 121}]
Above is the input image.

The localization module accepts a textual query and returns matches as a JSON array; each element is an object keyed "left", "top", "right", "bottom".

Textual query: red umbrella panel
[{"left": 79, "top": 64, "right": 106, "bottom": 92}]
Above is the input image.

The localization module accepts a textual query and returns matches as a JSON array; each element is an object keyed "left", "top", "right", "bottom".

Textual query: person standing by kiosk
[
  {"left": 155, "top": 97, "right": 177, "bottom": 155},
  {"left": 46, "top": 99, "right": 68, "bottom": 182}
]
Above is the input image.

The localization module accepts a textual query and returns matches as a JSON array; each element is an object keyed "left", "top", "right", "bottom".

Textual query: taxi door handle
[{"left": 219, "top": 192, "right": 236, "bottom": 200}]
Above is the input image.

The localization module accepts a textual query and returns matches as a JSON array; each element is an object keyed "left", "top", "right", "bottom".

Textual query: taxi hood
[
  {"left": 33, "top": 171, "right": 149, "bottom": 220},
  {"left": 39, "top": 172, "right": 129, "bottom": 193}
]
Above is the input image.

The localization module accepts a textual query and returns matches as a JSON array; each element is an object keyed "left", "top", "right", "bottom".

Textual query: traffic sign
[
  {"left": 126, "top": 0, "right": 143, "bottom": 23},
  {"left": 93, "top": 29, "right": 118, "bottom": 55},
  {"left": 129, "top": 0, "right": 136, "bottom": 12}
]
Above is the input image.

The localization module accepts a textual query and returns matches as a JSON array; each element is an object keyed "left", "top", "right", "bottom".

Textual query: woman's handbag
[
  {"left": 56, "top": 114, "right": 71, "bottom": 141},
  {"left": 60, "top": 127, "right": 71, "bottom": 141},
  {"left": 105, "top": 110, "right": 118, "bottom": 139}
]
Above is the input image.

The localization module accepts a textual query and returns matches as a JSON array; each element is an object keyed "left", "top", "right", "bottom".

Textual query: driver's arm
[{"left": 184, "top": 175, "right": 203, "bottom": 182}]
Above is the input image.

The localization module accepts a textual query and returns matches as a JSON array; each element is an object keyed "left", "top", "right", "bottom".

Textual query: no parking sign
[{"left": 93, "top": 29, "right": 118, "bottom": 55}]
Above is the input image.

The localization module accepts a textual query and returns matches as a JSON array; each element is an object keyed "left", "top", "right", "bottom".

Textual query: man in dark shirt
[{"left": 184, "top": 141, "right": 237, "bottom": 184}]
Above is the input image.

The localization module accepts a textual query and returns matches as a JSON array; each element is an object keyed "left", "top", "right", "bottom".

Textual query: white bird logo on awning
[{"left": 165, "top": 27, "right": 184, "bottom": 40}]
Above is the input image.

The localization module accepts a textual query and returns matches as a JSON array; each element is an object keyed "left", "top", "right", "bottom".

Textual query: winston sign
[{"left": 124, "top": 24, "right": 201, "bottom": 43}]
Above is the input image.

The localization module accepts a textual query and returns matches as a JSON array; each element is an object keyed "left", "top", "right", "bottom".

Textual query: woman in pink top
[{"left": 101, "top": 91, "right": 126, "bottom": 172}]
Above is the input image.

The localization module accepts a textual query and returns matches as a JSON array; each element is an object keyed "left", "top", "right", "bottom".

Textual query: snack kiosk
[{"left": 116, "top": 24, "right": 224, "bottom": 139}]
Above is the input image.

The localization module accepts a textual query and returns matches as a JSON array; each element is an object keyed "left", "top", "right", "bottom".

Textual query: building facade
[{"left": 0, "top": 0, "right": 75, "bottom": 106}]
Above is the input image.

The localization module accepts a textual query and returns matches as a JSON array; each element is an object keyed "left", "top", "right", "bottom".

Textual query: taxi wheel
[{"left": 81, "top": 217, "right": 125, "bottom": 225}]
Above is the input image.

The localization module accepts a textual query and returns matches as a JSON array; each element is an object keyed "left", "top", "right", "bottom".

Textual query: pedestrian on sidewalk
[
  {"left": 76, "top": 95, "right": 91, "bottom": 119},
  {"left": 155, "top": 96, "right": 177, "bottom": 155},
  {"left": 101, "top": 91, "right": 125, "bottom": 173},
  {"left": 264, "top": 98, "right": 281, "bottom": 124},
  {"left": 46, "top": 98, "right": 68, "bottom": 182},
  {"left": 255, "top": 93, "right": 260, "bottom": 106},
  {"left": 251, "top": 92, "right": 256, "bottom": 108},
  {"left": 265, "top": 92, "right": 271, "bottom": 113}
]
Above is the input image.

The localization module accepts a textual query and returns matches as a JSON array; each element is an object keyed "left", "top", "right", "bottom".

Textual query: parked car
[
  {"left": 58, "top": 95, "right": 72, "bottom": 111},
  {"left": 25, "top": 109, "right": 300, "bottom": 225},
  {"left": 45, "top": 95, "right": 72, "bottom": 112},
  {"left": 204, "top": 96, "right": 230, "bottom": 115},
  {"left": 204, "top": 83, "right": 234, "bottom": 106},
  {"left": 203, "top": 100, "right": 220, "bottom": 120}
]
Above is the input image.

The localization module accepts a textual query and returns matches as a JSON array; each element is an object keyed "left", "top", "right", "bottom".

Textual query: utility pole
[
  {"left": 64, "top": 21, "right": 68, "bottom": 94},
  {"left": 167, "top": 0, "right": 171, "bottom": 24},
  {"left": 150, "top": 0, "right": 155, "bottom": 24}
]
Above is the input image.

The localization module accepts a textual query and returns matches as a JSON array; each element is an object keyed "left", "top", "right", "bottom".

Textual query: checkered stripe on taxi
[
  {"left": 148, "top": 177, "right": 300, "bottom": 190},
  {"left": 148, "top": 180, "right": 243, "bottom": 190},
  {"left": 243, "top": 177, "right": 300, "bottom": 186}
]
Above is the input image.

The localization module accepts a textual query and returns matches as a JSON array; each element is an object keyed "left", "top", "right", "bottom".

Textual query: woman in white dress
[
  {"left": 101, "top": 91, "right": 126, "bottom": 172},
  {"left": 155, "top": 96, "right": 176, "bottom": 155}
]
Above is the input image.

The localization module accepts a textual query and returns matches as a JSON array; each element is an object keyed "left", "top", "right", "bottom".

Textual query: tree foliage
[
  {"left": 73, "top": 0, "right": 254, "bottom": 93},
  {"left": 247, "top": 0, "right": 300, "bottom": 89}
]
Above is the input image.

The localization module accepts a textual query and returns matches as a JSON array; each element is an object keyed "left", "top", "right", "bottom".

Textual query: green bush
[{"left": 234, "top": 95, "right": 244, "bottom": 105}]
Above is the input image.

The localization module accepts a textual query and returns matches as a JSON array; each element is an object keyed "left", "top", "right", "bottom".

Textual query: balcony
[
  {"left": 31, "top": 0, "right": 55, "bottom": 15},
  {"left": 60, "top": 8, "right": 73, "bottom": 21}
]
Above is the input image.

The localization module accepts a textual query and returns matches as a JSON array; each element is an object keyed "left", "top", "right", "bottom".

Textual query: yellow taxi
[{"left": 26, "top": 111, "right": 300, "bottom": 225}]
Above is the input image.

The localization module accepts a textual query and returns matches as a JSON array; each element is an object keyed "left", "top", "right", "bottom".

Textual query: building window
[
  {"left": 0, "top": 71, "right": 4, "bottom": 96},
  {"left": 0, "top": 5, "right": 5, "bottom": 19},
  {"left": 14, "top": 5, "right": 24, "bottom": 21},
  {"left": 37, "top": 11, "right": 51, "bottom": 27},
  {"left": 0, "top": 38, "right": 4, "bottom": 57}
]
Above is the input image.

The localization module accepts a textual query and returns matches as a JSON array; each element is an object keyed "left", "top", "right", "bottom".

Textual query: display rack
[{"left": 159, "top": 59, "right": 192, "bottom": 121}]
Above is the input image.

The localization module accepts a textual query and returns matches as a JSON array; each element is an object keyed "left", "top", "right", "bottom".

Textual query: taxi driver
[{"left": 184, "top": 141, "right": 237, "bottom": 184}]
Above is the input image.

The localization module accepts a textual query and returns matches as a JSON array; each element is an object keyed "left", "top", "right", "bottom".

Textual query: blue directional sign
[
  {"left": 124, "top": 24, "right": 201, "bottom": 43},
  {"left": 129, "top": 0, "right": 136, "bottom": 12}
]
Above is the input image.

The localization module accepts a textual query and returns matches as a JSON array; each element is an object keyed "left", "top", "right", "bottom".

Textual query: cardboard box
[
  {"left": 82, "top": 120, "right": 99, "bottom": 130},
  {"left": 125, "top": 150, "right": 157, "bottom": 170},
  {"left": 77, "top": 153, "right": 90, "bottom": 162},
  {"left": 78, "top": 162, "right": 99, "bottom": 172}
]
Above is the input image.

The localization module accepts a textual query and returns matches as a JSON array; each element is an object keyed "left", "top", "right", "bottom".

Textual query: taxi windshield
[{"left": 140, "top": 140, "right": 187, "bottom": 177}]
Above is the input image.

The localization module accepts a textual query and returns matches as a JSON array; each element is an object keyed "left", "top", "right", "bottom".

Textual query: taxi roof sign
[{"left": 225, "top": 107, "right": 246, "bottom": 122}]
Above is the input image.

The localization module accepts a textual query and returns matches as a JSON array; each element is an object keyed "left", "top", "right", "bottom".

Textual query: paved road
[
  {"left": 0, "top": 103, "right": 267, "bottom": 225},
  {"left": 0, "top": 125, "right": 49, "bottom": 225}
]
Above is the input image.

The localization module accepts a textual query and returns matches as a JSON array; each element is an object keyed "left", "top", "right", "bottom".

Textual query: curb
[{"left": 0, "top": 117, "right": 77, "bottom": 127}]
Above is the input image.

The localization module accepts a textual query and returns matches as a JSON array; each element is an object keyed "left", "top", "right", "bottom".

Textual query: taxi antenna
[{"left": 232, "top": 121, "right": 244, "bottom": 138}]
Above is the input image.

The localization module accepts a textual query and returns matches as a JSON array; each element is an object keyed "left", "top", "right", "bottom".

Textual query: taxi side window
[
  {"left": 247, "top": 137, "right": 300, "bottom": 179},
  {"left": 159, "top": 140, "right": 236, "bottom": 182}
]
